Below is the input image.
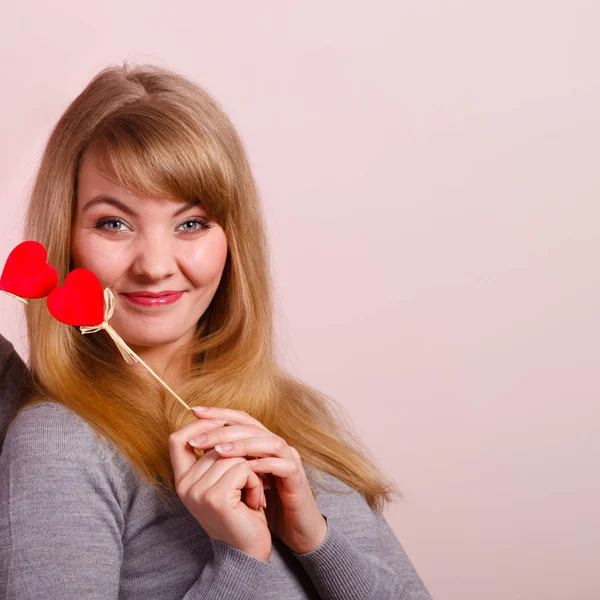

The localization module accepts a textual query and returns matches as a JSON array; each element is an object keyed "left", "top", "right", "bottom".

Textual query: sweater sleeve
[
  {"left": 0, "top": 402, "right": 128, "bottom": 599},
  {"left": 0, "top": 402, "right": 272, "bottom": 600},
  {"left": 181, "top": 539, "right": 270, "bottom": 600},
  {"left": 288, "top": 472, "right": 433, "bottom": 600}
]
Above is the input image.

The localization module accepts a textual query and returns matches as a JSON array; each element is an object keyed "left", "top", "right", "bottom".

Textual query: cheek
[
  {"left": 70, "top": 230, "right": 127, "bottom": 284},
  {"left": 183, "top": 233, "right": 228, "bottom": 285}
]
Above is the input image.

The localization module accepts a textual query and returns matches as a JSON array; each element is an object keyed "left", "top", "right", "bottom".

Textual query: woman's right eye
[{"left": 94, "top": 218, "right": 130, "bottom": 233}]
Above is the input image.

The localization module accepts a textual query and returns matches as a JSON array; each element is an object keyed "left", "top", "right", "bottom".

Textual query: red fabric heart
[
  {"left": 0, "top": 240, "right": 59, "bottom": 298},
  {"left": 46, "top": 269, "right": 105, "bottom": 326}
]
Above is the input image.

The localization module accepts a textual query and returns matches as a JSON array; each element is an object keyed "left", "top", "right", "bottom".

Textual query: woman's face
[{"left": 71, "top": 152, "right": 228, "bottom": 353}]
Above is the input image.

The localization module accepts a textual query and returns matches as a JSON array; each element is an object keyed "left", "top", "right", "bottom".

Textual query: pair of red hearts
[{"left": 0, "top": 241, "right": 105, "bottom": 326}]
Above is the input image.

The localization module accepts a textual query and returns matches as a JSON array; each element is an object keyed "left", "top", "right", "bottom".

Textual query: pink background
[{"left": 1, "top": 2, "right": 598, "bottom": 598}]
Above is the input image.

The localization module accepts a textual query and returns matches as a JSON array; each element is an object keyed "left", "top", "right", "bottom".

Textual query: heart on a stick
[
  {"left": 0, "top": 240, "right": 59, "bottom": 298},
  {"left": 47, "top": 269, "right": 105, "bottom": 326}
]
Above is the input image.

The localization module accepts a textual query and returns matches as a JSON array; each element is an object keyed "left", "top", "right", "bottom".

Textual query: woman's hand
[
  {"left": 168, "top": 417, "right": 272, "bottom": 563},
  {"left": 188, "top": 406, "right": 328, "bottom": 555}
]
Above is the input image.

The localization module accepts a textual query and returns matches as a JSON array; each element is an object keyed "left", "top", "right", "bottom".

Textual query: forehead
[
  {"left": 78, "top": 151, "right": 159, "bottom": 196},
  {"left": 76, "top": 152, "right": 185, "bottom": 210},
  {"left": 77, "top": 153, "right": 116, "bottom": 192},
  {"left": 75, "top": 133, "right": 228, "bottom": 225}
]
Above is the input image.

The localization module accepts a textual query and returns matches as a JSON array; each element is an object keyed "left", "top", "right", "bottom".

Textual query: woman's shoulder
[
  {"left": 1, "top": 400, "right": 137, "bottom": 512},
  {"left": 7, "top": 399, "right": 97, "bottom": 443},
  {"left": 3, "top": 400, "right": 133, "bottom": 482},
  {"left": 305, "top": 463, "right": 357, "bottom": 492},
  {"left": 304, "top": 464, "right": 375, "bottom": 514},
  {"left": 2, "top": 400, "right": 100, "bottom": 467}
]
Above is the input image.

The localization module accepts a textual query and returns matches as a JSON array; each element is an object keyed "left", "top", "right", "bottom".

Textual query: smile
[{"left": 122, "top": 291, "right": 184, "bottom": 307}]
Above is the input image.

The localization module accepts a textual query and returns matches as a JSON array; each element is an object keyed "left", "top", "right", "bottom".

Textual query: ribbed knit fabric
[{"left": 0, "top": 398, "right": 432, "bottom": 599}]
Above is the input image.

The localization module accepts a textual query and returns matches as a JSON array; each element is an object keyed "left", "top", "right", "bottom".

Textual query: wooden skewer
[{"left": 80, "top": 287, "right": 191, "bottom": 411}]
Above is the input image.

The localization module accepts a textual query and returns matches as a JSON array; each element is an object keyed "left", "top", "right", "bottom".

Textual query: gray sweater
[{"left": 0, "top": 354, "right": 432, "bottom": 599}]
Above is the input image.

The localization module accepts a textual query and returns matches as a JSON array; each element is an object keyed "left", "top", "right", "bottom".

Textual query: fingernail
[
  {"left": 215, "top": 443, "right": 233, "bottom": 452},
  {"left": 188, "top": 434, "right": 207, "bottom": 447},
  {"left": 192, "top": 406, "right": 208, "bottom": 413},
  {"left": 263, "top": 497, "right": 267, "bottom": 509}
]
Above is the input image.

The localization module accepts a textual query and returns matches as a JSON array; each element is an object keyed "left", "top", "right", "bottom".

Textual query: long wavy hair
[{"left": 16, "top": 62, "right": 400, "bottom": 511}]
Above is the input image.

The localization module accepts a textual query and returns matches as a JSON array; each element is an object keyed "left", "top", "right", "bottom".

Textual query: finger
[
  {"left": 204, "top": 460, "right": 264, "bottom": 510},
  {"left": 188, "top": 425, "right": 271, "bottom": 449},
  {"left": 213, "top": 436, "right": 291, "bottom": 461},
  {"left": 168, "top": 419, "right": 228, "bottom": 486},
  {"left": 178, "top": 451, "right": 266, "bottom": 510},
  {"left": 247, "top": 457, "right": 303, "bottom": 485},
  {"left": 173, "top": 415, "right": 231, "bottom": 446},
  {"left": 191, "top": 406, "right": 270, "bottom": 433},
  {"left": 177, "top": 448, "right": 240, "bottom": 493},
  {"left": 259, "top": 473, "right": 271, "bottom": 490}
]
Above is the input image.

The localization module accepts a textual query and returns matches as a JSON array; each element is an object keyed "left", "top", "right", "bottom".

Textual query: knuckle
[
  {"left": 235, "top": 460, "right": 253, "bottom": 476},
  {"left": 204, "top": 488, "right": 219, "bottom": 507},
  {"left": 220, "top": 459, "right": 248, "bottom": 477},
  {"left": 273, "top": 436, "right": 285, "bottom": 450},
  {"left": 213, "top": 427, "right": 229, "bottom": 442},
  {"left": 175, "top": 480, "right": 198, "bottom": 502}
]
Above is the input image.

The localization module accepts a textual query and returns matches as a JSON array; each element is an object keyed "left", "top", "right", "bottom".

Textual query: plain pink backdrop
[{"left": 1, "top": 3, "right": 598, "bottom": 598}]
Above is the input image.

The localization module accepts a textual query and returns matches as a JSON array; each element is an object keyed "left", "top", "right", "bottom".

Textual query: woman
[{"left": 0, "top": 62, "right": 432, "bottom": 599}]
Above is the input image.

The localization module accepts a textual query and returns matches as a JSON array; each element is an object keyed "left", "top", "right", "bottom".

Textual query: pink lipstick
[{"left": 122, "top": 291, "right": 184, "bottom": 307}]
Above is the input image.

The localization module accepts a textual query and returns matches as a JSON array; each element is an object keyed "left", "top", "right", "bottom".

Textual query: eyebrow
[{"left": 82, "top": 194, "right": 200, "bottom": 217}]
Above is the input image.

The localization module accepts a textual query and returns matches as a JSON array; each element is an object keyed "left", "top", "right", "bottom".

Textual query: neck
[{"left": 129, "top": 340, "right": 190, "bottom": 383}]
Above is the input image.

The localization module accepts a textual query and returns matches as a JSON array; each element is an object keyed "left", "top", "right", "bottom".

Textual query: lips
[
  {"left": 124, "top": 290, "right": 181, "bottom": 297},
  {"left": 122, "top": 290, "right": 184, "bottom": 307}
]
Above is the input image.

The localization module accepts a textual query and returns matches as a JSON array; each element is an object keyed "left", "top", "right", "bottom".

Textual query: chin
[{"left": 116, "top": 326, "right": 191, "bottom": 350}]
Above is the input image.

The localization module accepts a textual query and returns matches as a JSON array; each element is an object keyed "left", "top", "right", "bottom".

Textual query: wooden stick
[
  {"left": 80, "top": 288, "right": 191, "bottom": 412},
  {"left": 0, "top": 290, "right": 28, "bottom": 304},
  {"left": 105, "top": 323, "right": 191, "bottom": 411}
]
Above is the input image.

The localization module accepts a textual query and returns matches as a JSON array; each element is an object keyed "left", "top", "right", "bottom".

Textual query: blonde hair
[{"left": 18, "top": 62, "right": 400, "bottom": 511}]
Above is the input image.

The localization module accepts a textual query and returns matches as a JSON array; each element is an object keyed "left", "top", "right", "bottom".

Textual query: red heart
[
  {"left": 0, "top": 240, "right": 59, "bottom": 298},
  {"left": 46, "top": 269, "right": 105, "bottom": 326}
]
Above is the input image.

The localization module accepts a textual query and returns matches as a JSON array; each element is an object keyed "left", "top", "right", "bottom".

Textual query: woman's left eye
[
  {"left": 94, "top": 218, "right": 129, "bottom": 232},
  {"left": 177, "top": 218, "right": 212, "bottom": 234}
]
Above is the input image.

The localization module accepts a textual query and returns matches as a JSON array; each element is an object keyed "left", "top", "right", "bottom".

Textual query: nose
[{"left": 130, "top": 235, "right": 178, "bottom": 282}]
